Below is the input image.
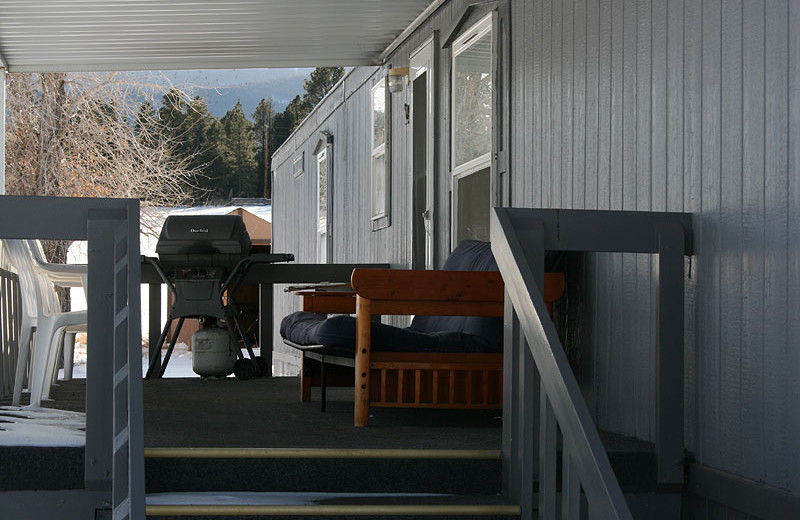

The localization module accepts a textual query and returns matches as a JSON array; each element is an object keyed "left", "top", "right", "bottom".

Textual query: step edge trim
[
  {"left": 145, "top": 503, "right": 520, "bottom": 516},
  {"left": 144, "top": 447, "right": 501, "bottom": 460}
]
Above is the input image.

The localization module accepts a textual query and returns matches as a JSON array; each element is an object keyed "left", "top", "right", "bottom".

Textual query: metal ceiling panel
[{"left": 0, "top": 0, "right": 436, "bottom": 72}]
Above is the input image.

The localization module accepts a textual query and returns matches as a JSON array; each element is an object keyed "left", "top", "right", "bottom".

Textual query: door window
[
  {"left": 452, "top": 14, "right": 493, "bottom": 244},
  {"left": 371, "top": 78, "right": 390, "bottom": 229}
]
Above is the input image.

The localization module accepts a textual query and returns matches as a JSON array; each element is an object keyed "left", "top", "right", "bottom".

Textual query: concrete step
[
  {"left": 144, "top": 447, "right": 502, "bottom": 495},
  {"left": 144, "top": 491, "right": 520, "bottom": 519}
]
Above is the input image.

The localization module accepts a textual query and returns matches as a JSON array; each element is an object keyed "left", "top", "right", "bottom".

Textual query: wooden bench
[{"left": 288, "top": 269, "right": 565, "bottom": 426}]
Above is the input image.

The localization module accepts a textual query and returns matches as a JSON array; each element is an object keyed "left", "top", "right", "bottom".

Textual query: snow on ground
[
  {"left": 1, "top": 344, "right": 262, "bottom": 447},
  {"left": 0, "top": 407, "right": 86, "bottom": 447},
  {"left": 58, "top": 342, "right": 262, "bottom": 380},
  {"left": 59, "top": 342, "right": 201, "bottom": 379},
  {"left": 58, "top": 340, "right": 201, "bottom": 379}
]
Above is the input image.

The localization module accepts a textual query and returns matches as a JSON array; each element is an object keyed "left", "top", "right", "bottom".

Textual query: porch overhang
[{"left": 0, "top": 0, "right": 438, "bottom": 72}]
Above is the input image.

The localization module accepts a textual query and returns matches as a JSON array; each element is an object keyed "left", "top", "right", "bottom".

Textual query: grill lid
[{"left": 156, "top": 214, "right": 252, "bottom": 257}]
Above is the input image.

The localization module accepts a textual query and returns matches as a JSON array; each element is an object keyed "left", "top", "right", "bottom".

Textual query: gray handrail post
[
  {"left": 85, "top": 202, "right": 145, "bottom": 519},
  {"left": 657, "top": 221, "right": 686, "bottom": 484},
  {"left": 115, "top": 201, "right": 145, "bottom": 520},
  {"left": 501, "top": 295, "right": 519, "bottom": 498},
  {"left": 502, "top": 219, "right": 544, "bottom": 520},
  {"left": 493, "top": 208, "right": 635, "bottom": 520},
  {"left": 493, "top": 207, "right": 693, "bottom": 518},
  {"left": 86, "top": 211, "right": 119, "bottom": 491}
]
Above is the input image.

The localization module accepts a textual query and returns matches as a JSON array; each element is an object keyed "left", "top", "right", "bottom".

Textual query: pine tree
[
  {"left": 269, "top": 95, "right": 300, "bottom": 153},
  {"left": 272, "top": 67, "right": 344, "bottom": 145},
  {"left": 302, "top": 67, "right": 344, "bottom": 112},
  {"left": 157, "top": 87, "right": 187, "bottom": 142},
  {"left": 180, "top": 97, "right": 224, "bottom": 199},
  {"left": 219, "top": 100, "right": 258, "bottom": 198},
  {"left": 202, "top": 118, "right": 225, "bottom": 198}
]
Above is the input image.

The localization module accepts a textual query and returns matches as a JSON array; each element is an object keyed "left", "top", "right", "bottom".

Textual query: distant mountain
[{"left": 146, "top": 68, "right": 313, "bottom": 118}]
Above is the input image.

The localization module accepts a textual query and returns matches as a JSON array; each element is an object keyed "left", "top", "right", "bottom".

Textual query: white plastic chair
[{"left": 4, "top": 239, "right": 88, "bottom": 407}]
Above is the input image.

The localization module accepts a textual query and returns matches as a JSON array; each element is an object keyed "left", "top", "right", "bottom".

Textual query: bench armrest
[
  {"left": 351, "top": 269, "right": 504, "bottom": 301},
  {"left": 351, "top": 268, "right": 565, "bottom": 317}
]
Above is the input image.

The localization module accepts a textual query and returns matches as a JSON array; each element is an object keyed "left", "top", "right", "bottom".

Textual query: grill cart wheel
[
  {"left": 255, "top": 356, "right": 270, "bottom": 377},
  {"left": 233, "top": 358, "right": 257, "bottom": 380}
]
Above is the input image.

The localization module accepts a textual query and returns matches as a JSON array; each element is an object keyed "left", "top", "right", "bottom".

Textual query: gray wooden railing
[
  {"left": 0, "top": 265, "right": 22, "bottom": 397},
  {"left": 491, "top": 208, "right": 692, "bottom": 520},
  {"left": 0, "top": 196, "right": 145, "bottom": 519}
]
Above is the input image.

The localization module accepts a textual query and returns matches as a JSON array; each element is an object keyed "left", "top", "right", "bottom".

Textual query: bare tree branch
[{"left": 5, "top": 72, "right": 200, "bottom": 241}]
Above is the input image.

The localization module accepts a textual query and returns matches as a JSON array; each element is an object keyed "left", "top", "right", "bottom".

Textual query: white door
[{"left": 409, "top": 37, "right": 435, "bottom": 269}]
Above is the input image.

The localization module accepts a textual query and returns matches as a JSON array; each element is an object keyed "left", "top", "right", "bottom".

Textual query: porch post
[
  {"left": 656, "top": 221, "right": 686, "bottom": 485},
  {"left": 85, "top": 213, "right": 118, "bottom": 491},
  {"left": 0, "top": 66, "right": 6, "bottom": 195},
  {"left": 500, "top": 216, "right": 544, "bottom": 519}
]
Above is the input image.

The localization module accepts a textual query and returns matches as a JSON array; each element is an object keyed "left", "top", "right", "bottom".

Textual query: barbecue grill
[{"left": 145, "top": 214, "right": 294, "bottom": 380}]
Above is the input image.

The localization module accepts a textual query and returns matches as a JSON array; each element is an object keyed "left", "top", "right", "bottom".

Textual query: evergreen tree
[
  {"left": 268, "top": 95, "right": 300, "bottom": 156},
  {"left": 302, "top": 67, "right": 344, "bottom": 112},
  {"left": 271, "top": 67, "right": 344, "bottom": 152},
  {"left": 283, "top": 94, "right": 304, "bottom": 135},
  {"left": 157, "top": 87, "right": 187, "bottom": 141},
  {"left": 219, "top": 100, "right": 258, "bottom": 198},
  {"left": 199, "top": 118, "right": 226, "bottom": 199},
  {"left": 181, "top": 97, "right": 224, "bottom": 199}
]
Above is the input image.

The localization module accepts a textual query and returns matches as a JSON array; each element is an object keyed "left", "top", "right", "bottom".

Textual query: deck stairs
[
  {"left": 0, "top": 377, "right": 675, "bottom": 520},
  {"left": 1, "top": 205, "right": 691, "bottom": 519},
  {"left": 143, "top": 446, "right": 516, "bottom": 519},
  {"left": 140, "top": 435, "right": 668, "bottom": 520}
]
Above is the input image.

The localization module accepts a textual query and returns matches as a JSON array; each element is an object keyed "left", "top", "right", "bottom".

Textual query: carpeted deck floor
[{"left": 2, "top": 376, "right": 503, "bottom": 450}]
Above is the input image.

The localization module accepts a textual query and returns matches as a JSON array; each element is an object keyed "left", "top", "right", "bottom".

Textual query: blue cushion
[
  {"left": 409, "top": 240, "right": 502, "bottom": 348},
  {"left": 280, "top": 240, "right": 503, "bottom": 354},
  {"left": 280, "top": 311, "right": 499, "bottom": 354}
]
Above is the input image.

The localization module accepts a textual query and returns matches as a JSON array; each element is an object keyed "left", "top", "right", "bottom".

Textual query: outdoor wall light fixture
[{"left": 387, "top": 67, "right": 409, "bottom": 93}]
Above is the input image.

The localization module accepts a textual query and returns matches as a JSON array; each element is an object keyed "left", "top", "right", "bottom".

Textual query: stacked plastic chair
[{"left": 4, "top": 239, "right": 88, "bottom": 407}]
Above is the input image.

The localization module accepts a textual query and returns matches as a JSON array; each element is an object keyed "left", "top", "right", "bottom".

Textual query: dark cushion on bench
[
  {"left": 280, "top": 240, "right": 503, "bottom": 355},
  {"left": 280, "top": 311, "right": 499, "bottom": 354},
  {"left": 408, "top": 240, "right": 501, "bottom": 343}
]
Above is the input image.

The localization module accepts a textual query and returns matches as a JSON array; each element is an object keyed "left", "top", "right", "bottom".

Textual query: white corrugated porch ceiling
[{"left": 0, "top": 0, "right": 439, "bottom": 72}]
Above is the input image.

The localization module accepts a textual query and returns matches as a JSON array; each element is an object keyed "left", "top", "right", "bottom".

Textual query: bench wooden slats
[{"left": 289, "top": 269, "right": 566, "bottom": 426}]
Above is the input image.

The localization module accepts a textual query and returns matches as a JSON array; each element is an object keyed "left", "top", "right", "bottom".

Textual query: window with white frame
[
  {"left": 371, "top": 78, "right": 390, "bottom": 229},
  {"left": 451, "top": 13, "right": 493, "bottom": 244}
]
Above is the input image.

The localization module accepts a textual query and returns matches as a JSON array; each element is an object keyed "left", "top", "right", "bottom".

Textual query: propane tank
[{"left": 191, "top": 321, "right": 237, "bottom": 377}]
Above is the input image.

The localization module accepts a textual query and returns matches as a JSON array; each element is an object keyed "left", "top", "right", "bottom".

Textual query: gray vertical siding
[
  {"left": 271, "top": 67, "right": 401, "bottom": 374},
  {"left": 789, "top": 0, "right": 800, "bottom": 499},
  {"left": 270, "top": 0, "right": 493, "bottom": 374},
  {"left": 270, "top": 0, "right": 799, "bottom": 498},
  {"left": 511, "top": 0, "right": 798, "bottom": 493}
]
